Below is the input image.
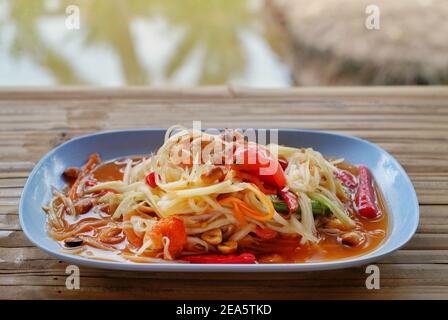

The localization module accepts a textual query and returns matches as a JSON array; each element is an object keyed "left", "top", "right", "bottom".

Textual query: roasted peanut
[
  {"left": 217, "top": 240, "right": 238, "bottom": 254},
  {"left": 340, "top": 231, "right": 365, "bottom": 247},
  {"left": 201, "top": 228, "right": 222, "bottom": 245},
  {"left": 221, "top": 224, "right": 236, "bottom": 240}
]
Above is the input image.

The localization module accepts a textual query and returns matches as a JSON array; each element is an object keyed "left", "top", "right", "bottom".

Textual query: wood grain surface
[{"left": 1, "top": 86, "right": 447, "bottom": 300}]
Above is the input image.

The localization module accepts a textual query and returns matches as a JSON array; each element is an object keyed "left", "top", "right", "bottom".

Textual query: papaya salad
[{"left": 43, "top": 126, "right": 387, "bottom": 264}]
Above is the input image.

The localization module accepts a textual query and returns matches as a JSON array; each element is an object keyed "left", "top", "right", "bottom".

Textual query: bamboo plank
[{"left": 0, "top": 87, "right": 446, "bottom": 299}]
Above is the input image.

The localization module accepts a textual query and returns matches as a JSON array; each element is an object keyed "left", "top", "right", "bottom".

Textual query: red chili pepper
[
  {"left": 145, "top": 172, "right": 158, "bottom": 188},
  {"left": 278, "top": 159, "right": 288, "bottom": 170},
  {"left": 279, "top": 189, "right": 299, "bottom": 213},
  {"left": 335, "top": 170, "right": 358, "bottom": 189},
  {"left": 355, "top": 165, "right": 380, "bottom": 219},
  {"left": 232, "top": 143, "right": 287, "bottom": 189},
  {"left": 182, "top": 253, "right": 257, "bottom": 264}
]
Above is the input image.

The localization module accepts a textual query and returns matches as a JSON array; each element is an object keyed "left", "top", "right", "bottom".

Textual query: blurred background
[{"left": 0, "top": 0, "right": 447, "bottom": 87}]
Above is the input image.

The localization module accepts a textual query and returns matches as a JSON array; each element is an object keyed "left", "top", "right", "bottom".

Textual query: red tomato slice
[{"left": 233, "top": 143, "right": 287, "bottom": 188}]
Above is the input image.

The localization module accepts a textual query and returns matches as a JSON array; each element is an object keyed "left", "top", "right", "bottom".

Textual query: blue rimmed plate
[{"left": 19, "top": 129, "right": 419, "bottom": 272}]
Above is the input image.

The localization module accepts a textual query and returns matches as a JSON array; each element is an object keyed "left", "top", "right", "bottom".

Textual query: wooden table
[{"left": 1, "top": 87, "right": 447, "bottom": 299}]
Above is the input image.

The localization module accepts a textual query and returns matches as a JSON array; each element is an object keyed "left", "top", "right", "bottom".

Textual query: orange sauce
[{"left": 91, "top": 160, "right": 126, "bottom": 182}]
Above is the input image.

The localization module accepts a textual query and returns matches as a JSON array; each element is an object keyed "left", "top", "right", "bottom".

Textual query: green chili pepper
[{"left": 269, "top": 195, "right": 330, "bottom": 216}]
